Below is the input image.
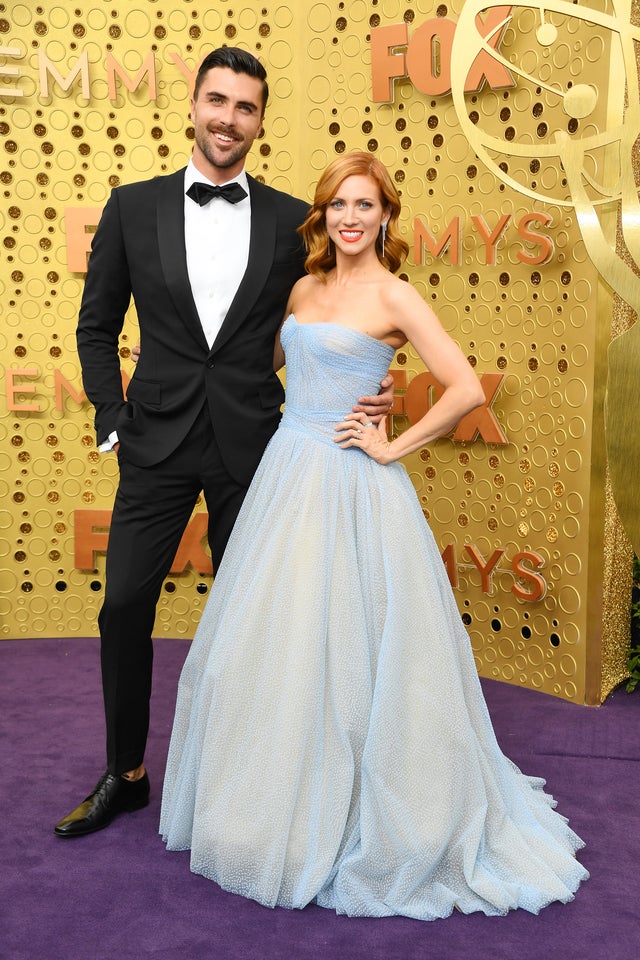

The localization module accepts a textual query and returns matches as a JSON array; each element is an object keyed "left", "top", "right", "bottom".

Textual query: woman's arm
[
  {"left": 273, "top": 326, "right": 285, "bottom": 372},
  {"left": 336, "top": 284, "right": 485, "bottom": 463}
]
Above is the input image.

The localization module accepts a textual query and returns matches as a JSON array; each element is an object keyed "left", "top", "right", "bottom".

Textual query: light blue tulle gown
[{"left": 160, "top": 315, "right": 588, "bottom": 918}]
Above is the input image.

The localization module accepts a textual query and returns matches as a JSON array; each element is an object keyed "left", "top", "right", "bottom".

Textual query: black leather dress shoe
[{"left": 54, "top": 770, "right": 150, "bottom": 837}]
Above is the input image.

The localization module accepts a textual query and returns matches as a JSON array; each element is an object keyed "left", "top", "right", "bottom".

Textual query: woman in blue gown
[{"left": 160, "top": 152, "right": 588, "bottom": 918}]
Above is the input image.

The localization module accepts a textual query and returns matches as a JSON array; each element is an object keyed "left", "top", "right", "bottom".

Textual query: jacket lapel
[
  {"left": 157, "top": 168, "right": 210, "bottom": 352},
  {"left": 209, "top": 176, "right": 277, "bottom": 355}
]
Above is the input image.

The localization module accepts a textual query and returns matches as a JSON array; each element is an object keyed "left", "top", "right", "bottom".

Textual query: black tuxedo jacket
[{"left": 76, "top": 168, "right": 308, "bottom": 485}]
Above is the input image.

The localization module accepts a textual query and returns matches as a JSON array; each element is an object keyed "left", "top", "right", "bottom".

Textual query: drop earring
[{"left": 381, "top": 221, "right": 388, "bottom": 258}]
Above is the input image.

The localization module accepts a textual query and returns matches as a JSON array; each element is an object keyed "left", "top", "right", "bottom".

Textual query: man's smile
[{"left": 210, "top": 129, "right": 239, "bottom": 144}]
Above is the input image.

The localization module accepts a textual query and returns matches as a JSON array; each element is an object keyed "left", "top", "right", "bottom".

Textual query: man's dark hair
[{"left": 194, "top": 47, "right": 269, "bottom": 114}]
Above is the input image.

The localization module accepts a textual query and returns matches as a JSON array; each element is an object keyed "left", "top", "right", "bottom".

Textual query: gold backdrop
[{"left": 1, "top": 0, "right": 635, "bottom": 704}]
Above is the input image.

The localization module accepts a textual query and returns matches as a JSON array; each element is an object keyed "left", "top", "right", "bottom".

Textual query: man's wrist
[{"left": 98, "top": 429, "right": 119, "bottom": 453}]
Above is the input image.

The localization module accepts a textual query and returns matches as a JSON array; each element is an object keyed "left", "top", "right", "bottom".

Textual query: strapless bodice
[{"left": 279, "top": 314, "right": 395, "bottom": 445}]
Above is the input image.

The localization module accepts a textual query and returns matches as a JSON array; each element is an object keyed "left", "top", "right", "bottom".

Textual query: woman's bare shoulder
[
  {"left": 376, "top": 273, "right": 422, "bottom": 314},
  {"left": 289, "top": 273, "right": 324, "bottom": 307}
]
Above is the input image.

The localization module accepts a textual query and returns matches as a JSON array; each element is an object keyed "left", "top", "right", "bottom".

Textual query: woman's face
[{"left": 325, "top": 174, "right": 389, "bottom": 258}]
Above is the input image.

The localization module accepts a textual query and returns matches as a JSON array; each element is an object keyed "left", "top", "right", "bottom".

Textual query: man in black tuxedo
[{"left": 55, "top": 47, "right": 392, "bottom": 837}]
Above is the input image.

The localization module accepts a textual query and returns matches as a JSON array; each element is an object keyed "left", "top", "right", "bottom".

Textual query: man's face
[{"left": 190, "top": 66, "right": 265, "bottom": 183}]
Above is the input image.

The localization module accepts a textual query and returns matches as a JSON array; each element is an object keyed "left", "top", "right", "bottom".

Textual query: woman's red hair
[{"left": 299, "top": 151, "right": 409, "bottom": 279}]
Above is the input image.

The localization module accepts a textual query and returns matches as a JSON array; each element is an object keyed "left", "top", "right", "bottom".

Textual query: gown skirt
[{"left": 159, "top": 315, "right": 588, "bottom": 919}]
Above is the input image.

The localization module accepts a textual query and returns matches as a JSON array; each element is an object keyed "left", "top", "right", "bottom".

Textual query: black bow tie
[{"left": 187, "top": 181, "right": 248, "bottom": 206}]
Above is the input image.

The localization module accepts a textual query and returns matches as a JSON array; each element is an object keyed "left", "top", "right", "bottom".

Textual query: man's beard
[{"left": 195, "top": 126, "right": 250, "bottom": 171}]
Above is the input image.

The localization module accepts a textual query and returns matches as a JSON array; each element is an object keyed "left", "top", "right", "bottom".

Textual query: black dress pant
[{"left": 99, "top": 408, "right": 249, "bottom": 775}]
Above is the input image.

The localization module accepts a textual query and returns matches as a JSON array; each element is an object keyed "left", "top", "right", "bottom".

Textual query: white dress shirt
[{"left": 184, "top": 159, "right": 251, "bottom": 348}]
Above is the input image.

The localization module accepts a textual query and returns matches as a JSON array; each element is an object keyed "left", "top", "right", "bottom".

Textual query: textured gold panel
[{"left": 0, "top": 1, "right": 633, "bottom": 704}]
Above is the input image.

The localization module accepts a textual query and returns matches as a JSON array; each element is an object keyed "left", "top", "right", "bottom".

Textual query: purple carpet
[{"left": 1, "top": 637, "right": 637, "bottom": 960}]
